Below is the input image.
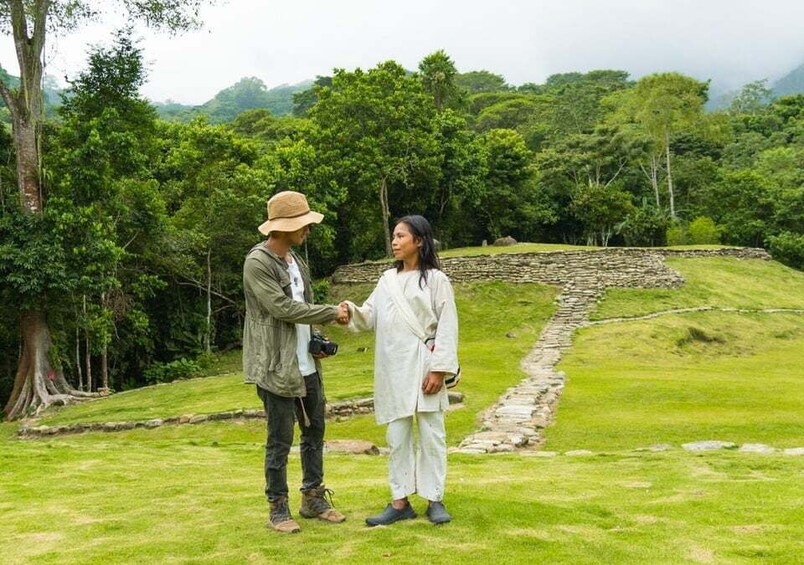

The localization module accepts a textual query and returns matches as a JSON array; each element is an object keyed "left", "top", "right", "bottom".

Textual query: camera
[{"left": 309, "top": 332, "right": 338, "bottom": 356}]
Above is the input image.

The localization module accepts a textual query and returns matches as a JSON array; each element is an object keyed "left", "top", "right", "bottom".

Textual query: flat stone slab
[
  {"left": 634, "top": 444, "right": 673, "bottom": 452},
  {"left": 681, "top": 441, "right": 736, "bottom": 451},
  {"left": 325, "top": 439, "right": 379, "bottom": 455},
  {"left": 783, "top": 447, "right": 804, "bottom": 456},
  {"left": 738, "top": 443, "right": 775, "bottom": 454},
  {"left": 564, "top": 449, "right": 595, "bottom": 456}
]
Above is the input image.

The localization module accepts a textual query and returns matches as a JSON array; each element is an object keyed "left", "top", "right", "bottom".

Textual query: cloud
[{"left": 1, "top": 0, "right": 802, "bottom": 104}]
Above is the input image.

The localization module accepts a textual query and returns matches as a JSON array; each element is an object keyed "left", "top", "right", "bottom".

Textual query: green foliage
[
  {"left": 476, "top": 129, "right": 547, "bottom": 241},
  {"left": 307, "top": 61, "right": 440, "bottom": 261},
  {"left": 0, "top": 207, "right": 71, "bottom": 308},
  {"left": 292, "top": 76, "right": 332, "bottom": 117},
  {"left": 616, "top": 201, "right": 669, "bottom": 246},
  {"left": 728, "top": 79, "right": 773, "bottom": 115},
  {"left": 667, "top": 217, "right": 722, "bottom": 246},
  {"left": 570, "top": 181, "right": 635, "bottom": 246},
  {"left": 311, "top": 278, "right": 330, "bottom": 306},
  {"left": 143, "top": 357, "right": 203, "bottom": 385},
  {"left": 767, "top": 231, "right": 804, "bottom": 270},
  {"left": 198, "top": 77, "right": 284, "bottom": 123},
  {"left": 418, "top": 50, "right": 461, "bottom": 112},
  {"left": 666, "top": 223, "right": 687, "bottom": 246},
  {"left": 687, "top": 216, "right": 721, "bottom": 244},
  {"left": 454, "top": 70, "right": 509, "bottom": 93}
]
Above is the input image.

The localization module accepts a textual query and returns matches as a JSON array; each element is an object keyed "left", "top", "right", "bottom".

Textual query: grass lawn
[
  {"left": 2, "top": 257, "right": 803, "bottom": 564},
  {"left": 2, "top": 423, "right": 802, "bottom": 564},
  {"left": 591, "top": 257, "right": 804, "bottom": 320}
]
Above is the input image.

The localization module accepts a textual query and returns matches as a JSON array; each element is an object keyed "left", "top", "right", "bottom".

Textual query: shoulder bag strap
[{"left": 382, "top": 270, "right": 430, "bottom": 344}]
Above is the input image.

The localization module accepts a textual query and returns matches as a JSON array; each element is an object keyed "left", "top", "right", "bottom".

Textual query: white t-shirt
[{"left": 287, "top": 257, "right": 317, "bottom": 377}]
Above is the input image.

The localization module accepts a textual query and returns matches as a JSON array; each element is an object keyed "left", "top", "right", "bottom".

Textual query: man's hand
[
  {"left": 422, "top": 371, "right": 446, "bottom": 395},
  {"left": 335, "top": 302, "right": 350, "bottom": 325}
]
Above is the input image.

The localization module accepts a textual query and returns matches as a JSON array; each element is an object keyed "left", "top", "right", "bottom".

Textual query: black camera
[{"left": 309, "top": 332, "right": 338, "bottom": 356}]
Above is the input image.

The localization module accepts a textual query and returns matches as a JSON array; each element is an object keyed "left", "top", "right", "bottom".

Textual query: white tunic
[{"left": 347, "top": 268, "right": 459, "bottom": 424}]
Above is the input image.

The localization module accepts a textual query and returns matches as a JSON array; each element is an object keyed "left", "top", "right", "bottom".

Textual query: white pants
[{"left": 386, "top": 411, "right": 446, "bottom": 502}]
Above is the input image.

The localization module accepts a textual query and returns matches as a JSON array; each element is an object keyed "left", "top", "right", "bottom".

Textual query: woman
[{"left": 343, "top": 215, "right": 459, "bottom": 526}]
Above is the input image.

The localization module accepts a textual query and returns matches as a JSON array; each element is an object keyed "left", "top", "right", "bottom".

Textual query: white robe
[{"left": 346, "top": 268, "right": 459, "bottom": 425}]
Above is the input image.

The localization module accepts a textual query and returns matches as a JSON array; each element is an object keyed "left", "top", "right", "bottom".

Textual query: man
[{"left": 243, "top": 190, "right": 349, "bottom": 534}]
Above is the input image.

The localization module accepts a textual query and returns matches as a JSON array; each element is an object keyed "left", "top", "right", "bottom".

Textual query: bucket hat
[{"left": 258, "top": 191, "right": 324, "bottom": 235}]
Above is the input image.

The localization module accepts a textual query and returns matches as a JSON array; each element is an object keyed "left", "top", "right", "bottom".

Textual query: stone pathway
[
  {"left": 456, "top": 281, "right": 604, "bottom": 453},
  {"left": 455, "top": 298, "right": 804, "bottom": 454}
]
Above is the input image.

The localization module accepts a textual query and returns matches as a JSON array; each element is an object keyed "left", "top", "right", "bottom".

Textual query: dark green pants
[{"left": 257, "top": 372, "right": 325, "bottom": 502}]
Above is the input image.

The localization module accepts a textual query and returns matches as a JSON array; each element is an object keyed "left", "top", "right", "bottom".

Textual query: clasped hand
[{"left": 335, "top": 302, "right": 351, "bottom": 325}]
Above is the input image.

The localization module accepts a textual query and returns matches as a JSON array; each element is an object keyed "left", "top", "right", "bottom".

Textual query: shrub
[
  {"left": 666, "top": 224, "right": 687, "bottom": 246},
  {"left": 687, "top": 216, "right": 721, "bottom": 244},
  {"left": 312, "top": 279, "right": 330, "bottom": 305},
  {"left": 143, "top": 358, "right": 203, "bottom": 385},
  {"left": 767, "top": 231, "right": 804, "bottom": 270}
]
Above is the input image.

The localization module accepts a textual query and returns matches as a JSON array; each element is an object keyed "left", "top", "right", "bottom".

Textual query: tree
[
  {"left": 157, "top": 119, "right": 267, "bottom": 354},
  {"left": 0, "top": 0, "right": 210, "bottom": 420},
  {"left": 475, "top": 129, "right": 547, "bottom": 242},
  {"left": 455, "top": 70, "right": 509, "bottom": 94},
  {"left": 418, "top": 50, "right": 460, "bottom": 112},
  {"left": 606, "top": 73, "right": 709, "bottom": 219},
  {"left": 309, "top": 61, "right": 439, "bottom": 259},
  {"left": 48, "top": 28, "right": 165, "bottom": 394},
  {"left": 570, "top": 181, "right": 635, "bottom": 246},
  {"left": 728, "top": 80, "right": 773, "bottom": 116}
]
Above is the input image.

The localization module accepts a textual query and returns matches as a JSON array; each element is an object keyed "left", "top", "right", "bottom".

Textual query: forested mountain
[
  {"left": 773, "top": 62, "right": 804, "bottom": 98},
  {"left": 153, "top": 77, "right": 311, "bottom": 121}
]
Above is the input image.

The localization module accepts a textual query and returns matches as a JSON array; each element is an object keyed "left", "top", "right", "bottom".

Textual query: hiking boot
[
  {"left": 268, "top": 496, "right": 301, "bottom": 533},
  {"left": 426, "top": 501, "right": 452, "bottom": 525},
  {"left": 365, "top": 502, "right": 417, "bottom": 527},
  {"left": 299, "top": 485, "right": 346, "bottom": 523}
]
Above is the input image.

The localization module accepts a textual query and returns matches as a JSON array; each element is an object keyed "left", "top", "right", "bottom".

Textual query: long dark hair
[{"left": 393, "top": 215, "right": 441, "bottom": 288}]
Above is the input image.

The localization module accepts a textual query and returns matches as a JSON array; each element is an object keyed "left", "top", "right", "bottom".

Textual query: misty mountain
[
  {"left": 153, "top": 77, "right": 311, "bottom": 123},
  {"left": 772, "top": 62, "right": 804, "bottom": 98}
]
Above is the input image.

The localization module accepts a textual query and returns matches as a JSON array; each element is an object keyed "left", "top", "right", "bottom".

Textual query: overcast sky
[{"left": 2, "top": 0, "right": 804, "bottom": 105}]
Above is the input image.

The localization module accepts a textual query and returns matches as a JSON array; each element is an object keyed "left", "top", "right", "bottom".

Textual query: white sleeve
[
  {"left": 429, "top": 272, "right": 459, "bottom": 374},
  {"left": 345, "top": 286, "right": 378, "bottom": 333}
]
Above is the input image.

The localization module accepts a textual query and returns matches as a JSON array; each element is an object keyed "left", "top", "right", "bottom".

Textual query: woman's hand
[{"left": 422, "top": 371, "right": 446, "bottom": 395}]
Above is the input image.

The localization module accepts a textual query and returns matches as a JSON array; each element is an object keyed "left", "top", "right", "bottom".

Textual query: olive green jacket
[{"left": 242, "top": 243, "right": 338, "bottom": 397}]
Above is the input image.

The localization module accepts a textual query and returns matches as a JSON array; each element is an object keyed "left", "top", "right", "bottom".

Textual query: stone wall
[{"left": 331, "top": 247, "right": 770, "bottom": 290}]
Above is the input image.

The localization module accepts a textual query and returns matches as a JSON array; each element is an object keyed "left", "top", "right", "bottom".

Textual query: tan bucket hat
[{"left": 258, "top": 191, "right": 324, "bottom": 235}]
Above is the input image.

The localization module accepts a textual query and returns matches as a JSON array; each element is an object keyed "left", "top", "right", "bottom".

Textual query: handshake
[{"left": 335, "top": 301, "right": 351, "bottom": 325}]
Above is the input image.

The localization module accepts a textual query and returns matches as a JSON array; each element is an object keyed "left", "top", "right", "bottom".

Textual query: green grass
[
  {"left": 2, "top": 423, "right": 802, "bottom": 564},
  {"left": 548, "top": 311, "right": 804, "bottom": 451},
  {"left": 591, "top": 257, "right": 804, "bottom": 320},
  {"left": 3, "top": 256, "right": 804, "bottom": 564}
]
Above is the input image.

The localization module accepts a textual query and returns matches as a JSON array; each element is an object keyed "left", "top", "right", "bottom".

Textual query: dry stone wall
[{"left": 332, "top": 247, "right": 769, "bottom": 288}]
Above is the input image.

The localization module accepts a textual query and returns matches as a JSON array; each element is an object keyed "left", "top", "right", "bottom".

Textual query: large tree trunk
[
  {"left": 1, "top": 0, "right": 97, "bottom": 420},
  {"left": 4, "top": 311, "right": 92, "bottom": 420}
]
